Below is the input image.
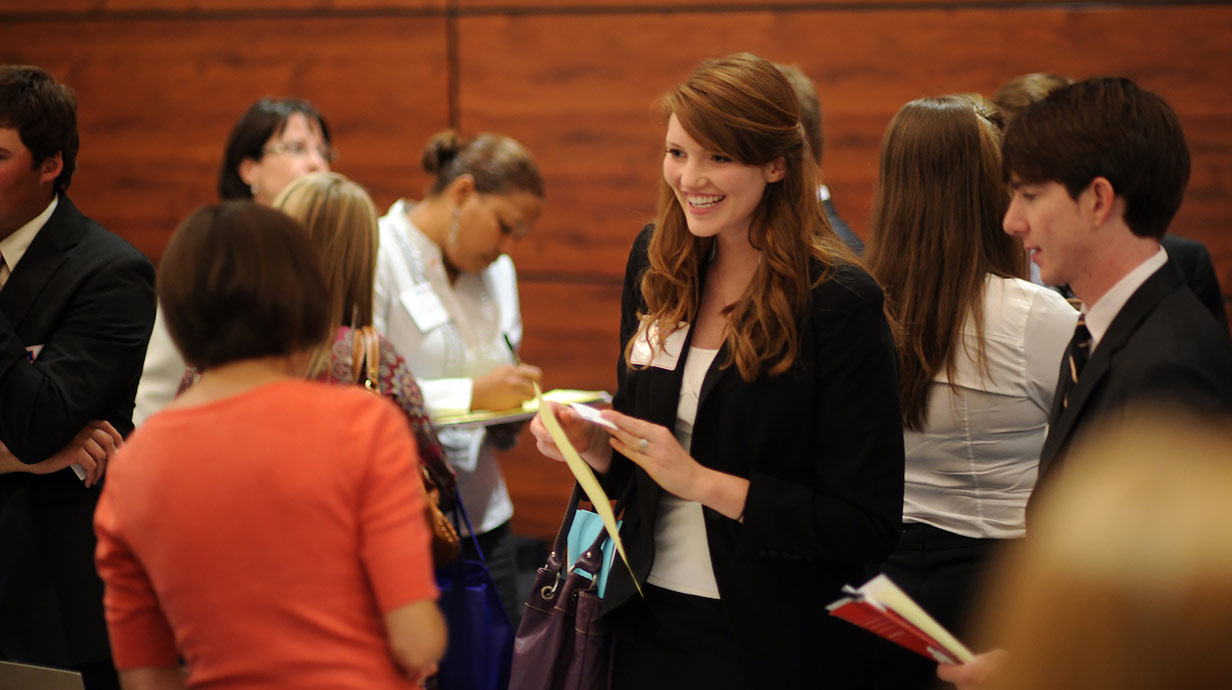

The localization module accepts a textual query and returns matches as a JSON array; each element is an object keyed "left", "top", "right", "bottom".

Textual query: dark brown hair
[
  {"left": 421, "top": 129, "right": 544, "bottom": 199},
  {"left": 159, "top": 201, "right": 331, "bottom": 369},
  {"left": 1003, "top": 77, "right": 1190, "bottom": 240},
  {"left": 866, "top": 94, "right": 1025, "bottom": 430},
  {"left": 633, "top": 52, "right": 856, "bottom": 382},
  {"left": 0, "top": 65, "right": 79, "bottom": 191},
  {"left": 218, "top": 98, "right": 332, "bottom": 200}
]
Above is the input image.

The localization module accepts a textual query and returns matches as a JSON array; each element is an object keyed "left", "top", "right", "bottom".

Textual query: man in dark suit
[
  {"left": 938, "top": 76, "right": 1232, "bottom": 690},
  {"left": 777, "top": 63, "right": 865, "bottom": 255},
  {"left": 999, "top": 77, "right": 1232, "bottom": 511},
  {"left": 0, "top": 65, "right": 156, "bottom": 689}
]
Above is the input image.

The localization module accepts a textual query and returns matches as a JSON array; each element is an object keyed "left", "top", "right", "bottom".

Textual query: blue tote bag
[{"left": 434, "top": 496, "right": 513, "bottom": 690}]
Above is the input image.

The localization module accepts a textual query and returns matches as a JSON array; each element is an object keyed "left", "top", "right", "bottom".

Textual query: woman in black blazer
[{"left": 531, "top": 52, "right": 904, "bottom": 689}]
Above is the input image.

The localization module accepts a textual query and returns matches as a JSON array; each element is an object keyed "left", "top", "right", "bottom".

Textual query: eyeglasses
[{"left": 263, "top": 141, "right": 339, "bottom": 164}]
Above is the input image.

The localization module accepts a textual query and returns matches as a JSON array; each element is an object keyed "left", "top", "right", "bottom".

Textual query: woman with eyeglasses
[
  {"left": 134, "top": 98, "right": 336, "bottom": 426},
  {"left": 374, "top": 129, "right": 544, "bottom": 626}
]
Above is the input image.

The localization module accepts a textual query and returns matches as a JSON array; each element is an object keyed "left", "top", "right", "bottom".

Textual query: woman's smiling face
[{"left": 662, "top": 113, "right": 783, "bottom": 242}]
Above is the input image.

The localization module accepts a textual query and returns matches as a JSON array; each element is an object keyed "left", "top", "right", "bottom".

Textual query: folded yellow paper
[{"left": 534, "top": 383, "right": 640, "bottom": 596}]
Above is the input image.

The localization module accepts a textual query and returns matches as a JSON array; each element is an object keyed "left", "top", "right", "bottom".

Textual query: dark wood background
[{"left": 4, "top": 0, "right": 1229, "bottom": 538}]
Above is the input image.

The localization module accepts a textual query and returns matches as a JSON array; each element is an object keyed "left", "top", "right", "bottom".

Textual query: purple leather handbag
[{"left": 509, "top": 484, "right": 629, "bottom": 690}]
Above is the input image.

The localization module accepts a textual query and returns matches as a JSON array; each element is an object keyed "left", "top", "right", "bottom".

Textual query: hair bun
[{"left": 421, "top": 129, "right": 464, "bottom": 176}]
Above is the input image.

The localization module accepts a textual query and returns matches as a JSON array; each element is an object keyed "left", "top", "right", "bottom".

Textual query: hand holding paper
[{"left": 534, "top": 384, "right": 640, "bottom": 596}]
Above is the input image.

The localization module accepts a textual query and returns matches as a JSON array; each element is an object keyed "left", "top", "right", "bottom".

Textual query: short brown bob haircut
[
  {"left": 159, "top": 201, "right": 331, "bottom": 370},
  {"left": 1003, "top": 77, "right": 1190, "bottom": 240}
]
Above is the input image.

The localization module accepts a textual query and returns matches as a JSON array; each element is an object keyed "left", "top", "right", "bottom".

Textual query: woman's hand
[
  {"left": 602, "top": 409, "right": 749, "bottom": 519},
  {"left": 529, "top": 401, "right": 612, "bottom": 473},
  {"left": 471, "top": 364, "right": 543, "bottom": 411},
  {"left": 0, "top": 420, "right": 123, "bottom": 488}
]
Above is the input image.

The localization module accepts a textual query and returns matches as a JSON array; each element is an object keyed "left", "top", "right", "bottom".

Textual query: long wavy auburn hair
[
  {"left": 865, "top": 94, "right": 1027, "bottom": 431},
  {"left": 629, "top": 52, "right": 857, "bottom": 382}
]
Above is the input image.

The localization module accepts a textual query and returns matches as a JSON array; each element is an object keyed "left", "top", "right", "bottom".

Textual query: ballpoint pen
[{"left": 502, "top": 333, "right": 520, "bottom": 366}]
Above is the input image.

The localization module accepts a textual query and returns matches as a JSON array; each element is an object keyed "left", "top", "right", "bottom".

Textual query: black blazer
[
  {"left": 1161, "top": 234, "right": 1227, "bottom": 333},
  {"left": 602, "top": 227, "right": 904, "bottom": 688},
  {"left": 0, "top": 194, "right": 156, "bottom": 666},
  {"left": 1032, "top": 261, "right": 1232, "bottom": 516}
]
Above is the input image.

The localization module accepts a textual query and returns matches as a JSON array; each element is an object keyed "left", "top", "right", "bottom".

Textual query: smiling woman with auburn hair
[{"left": 530, "top": 52, "right": 904, "bottom": 689}]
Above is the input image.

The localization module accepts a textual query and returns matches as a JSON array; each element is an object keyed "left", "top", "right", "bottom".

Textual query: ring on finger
[{"left": 638, "top": 437, "right": 649, "bottom": 452}]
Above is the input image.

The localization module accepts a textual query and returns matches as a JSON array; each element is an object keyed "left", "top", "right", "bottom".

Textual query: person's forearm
[
  {"left": 0, "top": 440, "right": 32, "bottom": 474},
  {"left": 696, "top": 469, "right": 750, "bottom": 521},
  {"left": 119, "top": 667, "right": 187, "bottom": 690}
]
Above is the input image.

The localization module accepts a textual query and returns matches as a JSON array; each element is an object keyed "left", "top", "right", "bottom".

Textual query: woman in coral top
[{"left": 94, "top": 202, "right": 445, "bottom": 690}]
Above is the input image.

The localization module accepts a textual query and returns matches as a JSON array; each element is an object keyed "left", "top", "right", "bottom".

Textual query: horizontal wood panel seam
[{"left": 5, "top": 0, "right": 1228, "bottom": 22}]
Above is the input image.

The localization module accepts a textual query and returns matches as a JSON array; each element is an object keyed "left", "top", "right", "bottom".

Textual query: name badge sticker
[
  {"left": 400, "top": 283, "right": 450, "bottom": 334},
  {"left": 628, "top": 319, "right": 689, "bottom": 371}
]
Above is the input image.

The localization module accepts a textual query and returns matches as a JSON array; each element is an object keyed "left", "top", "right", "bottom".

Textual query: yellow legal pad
[{"left": 431, "top": 389, "right": 611, "bottom": 430}]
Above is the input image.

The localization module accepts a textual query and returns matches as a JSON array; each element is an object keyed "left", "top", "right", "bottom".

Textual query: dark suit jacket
[
  {"left": 0, "top": 194, "right": 156, "bottom": 666},
  {"left": 602, "top": 227, "right": 903, "bottom": 688},
  {"left": 824, "top": 197, "right": 865, "bottom": 257},
  {"left": 1032, "top": 262, "right": 1232, "bottom": 517},
  {"left": 1162, "top": 234, "right": 1227, "bottom": 333}
]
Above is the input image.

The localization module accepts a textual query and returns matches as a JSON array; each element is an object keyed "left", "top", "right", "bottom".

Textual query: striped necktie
[{"left": 1062, "top": 313, "right": 1091, "bottom": 410}]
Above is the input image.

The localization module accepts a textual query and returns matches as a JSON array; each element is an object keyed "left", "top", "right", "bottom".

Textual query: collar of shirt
[
  {"left": 1084, "top": 245, "right": 1168, "bottom": 351},
  {"left": 0, "top": 195, "right": 58, "bottom": 274}
]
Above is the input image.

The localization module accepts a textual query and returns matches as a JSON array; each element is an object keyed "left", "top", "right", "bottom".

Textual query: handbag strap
[
  {"left": 573, "top": 479, "right": 633, "bottom": 576},
  {"left": 450, "top": 492, "right": 488, "bottom": 564},
  {"left": 352, "top": 326, "right": 380, "bottom": 394}
]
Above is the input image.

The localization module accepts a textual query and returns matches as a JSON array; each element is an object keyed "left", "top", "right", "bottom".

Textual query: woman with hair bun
[
  {"left": 375, "top": 129, "right": 545, "bottom": 625},
  {"left": 529, "top": 52, "right": 904, "bottom": 688}
]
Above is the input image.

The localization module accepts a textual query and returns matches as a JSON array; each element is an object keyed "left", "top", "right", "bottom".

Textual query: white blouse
[
  {"left": 374, "top": 199, "right": 521, "bottom": 535},
  {"left": 903, "top": 276, "right": 1078, "bottom": 539},
  {"left": 647, "top": 346, "right": 722, "bottom": 599}
]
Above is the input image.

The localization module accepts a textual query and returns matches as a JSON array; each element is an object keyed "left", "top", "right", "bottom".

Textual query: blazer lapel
[
  {"left": 1039, "top": 263, "right": 1183, "bottom": 474},
  {"left": 0, "top": 195, "right": 81, "bottom": 328}
]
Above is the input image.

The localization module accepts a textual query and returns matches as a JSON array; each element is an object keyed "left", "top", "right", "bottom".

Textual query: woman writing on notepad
[
  {"left": 530, "top": 53, "right": 904, "bottom": 688},
  {"left": 374, "top": 129, "right": 545, "bottom": 625}
]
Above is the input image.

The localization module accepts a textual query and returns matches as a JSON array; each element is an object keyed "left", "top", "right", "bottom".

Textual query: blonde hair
[
  {"left": 632, "top": 52, "right": 857, "bottom": 382},
  {"left": 272, "top": 172, "right": 379, "bottom": 378},
  {"left": 973, "top": 410, "right": 1232, "bottom": 690}
]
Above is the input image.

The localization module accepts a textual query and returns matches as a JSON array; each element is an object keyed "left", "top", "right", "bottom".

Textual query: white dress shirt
[
  {"left": 374, "top": 200, "right": 521, "bottom": 535},
  {"left": 903, "top": 276, "right": 1078, "bottom": 539},
  {"left": 0, "top": 196, "right": 57, "bottom": 289},
  {"left": 1082, "top": 246, "right": 1168, "bottom": 352}
]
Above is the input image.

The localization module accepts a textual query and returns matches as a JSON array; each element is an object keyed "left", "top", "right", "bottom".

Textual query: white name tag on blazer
[
  {"left": 400, "top": 283, "right": 450, "bottom": 333},
  {"left": 629, "top": 319, "right": 689, "bottom": 370}
]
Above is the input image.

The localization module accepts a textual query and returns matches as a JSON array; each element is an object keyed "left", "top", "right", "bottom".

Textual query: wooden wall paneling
[
  {"left": 0, "top": 0, "right": 446, "bottom": 14},
  {"left": 455, "top": 0, "right": 1165, "bottom": 11},
  {"left": 0, "top": 14, "right": 450, "bottom": 264},
  {"left": 457, "top": 6, "right": 1232, "bottom": 285}
]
